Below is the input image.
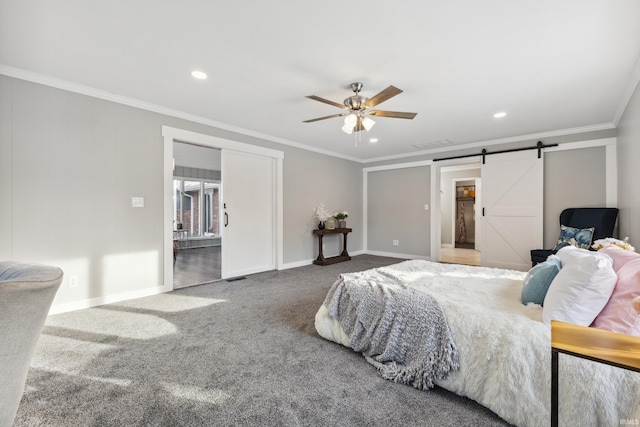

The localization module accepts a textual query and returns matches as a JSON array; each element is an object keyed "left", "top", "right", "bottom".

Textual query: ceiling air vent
[{"left": 411, "top": 139, "right": 453, "bottom": 150}]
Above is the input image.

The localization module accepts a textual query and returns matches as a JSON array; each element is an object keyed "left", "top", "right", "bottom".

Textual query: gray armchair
[{"left": 0, "top": 261, "right": 63, "bottom": 427}]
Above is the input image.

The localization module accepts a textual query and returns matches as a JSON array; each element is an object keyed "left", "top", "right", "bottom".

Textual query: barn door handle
[{"left": 224, "top": 212, "right": 229, "bottom": 227}]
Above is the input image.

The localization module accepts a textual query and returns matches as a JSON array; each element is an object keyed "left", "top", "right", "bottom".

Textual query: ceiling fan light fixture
[
  {"left": 304, "top": 82, "right": 416, "bottom": 137},
  {"left": 344, "top": 113, "right": 357, "bottom": 127},
  {"left": 362, "top": 116, "right": 375, "bottom": 131}
]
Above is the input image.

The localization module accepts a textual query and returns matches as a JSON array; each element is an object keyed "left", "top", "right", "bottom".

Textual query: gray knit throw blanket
[{"left": 323, "top": 270, "right": 459, "bottom": 390}]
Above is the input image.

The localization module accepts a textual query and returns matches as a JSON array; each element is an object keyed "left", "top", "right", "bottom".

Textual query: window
[{"left": 173, "top": 178, "right": 220, "bottom": 237}]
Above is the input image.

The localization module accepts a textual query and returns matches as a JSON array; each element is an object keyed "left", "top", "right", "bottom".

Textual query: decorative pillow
[
  {"left": 553, "top": 225, "right": 595, "bottom": 250},
  {"left": 592, "top": 247, "right": 640, "bottom": 336},
  {"left": 599, "top": 245, "right": 639, "bottom": 272},
  {"left": 521, "top": 256, "right": 562, "bottom": 306},
  {"left": 542, "top": 246, "right": 617, "bottom": 326}
]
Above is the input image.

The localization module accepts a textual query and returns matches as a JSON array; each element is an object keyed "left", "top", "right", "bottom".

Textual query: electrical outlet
[
  {"left": 131, "top": 197, "right": 144, "bottom": 208},
  {"left": 69, "top": 275, "right": 79, "bottom": 288},
  {"left": 393, "top": 240, "right": 399, "bottom": 246}
]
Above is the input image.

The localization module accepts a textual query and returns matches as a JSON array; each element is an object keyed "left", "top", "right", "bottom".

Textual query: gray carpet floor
[{"left": 15, "top": 255, "right": 511, "bottom": 427}]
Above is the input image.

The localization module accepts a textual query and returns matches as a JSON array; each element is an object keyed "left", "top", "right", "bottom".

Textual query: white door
[
  {"left": 481, "top": 150, "right": 543, "bottom": 271},
  {"left": 221, "top": 150, "right": 275, "bottom": 278}
]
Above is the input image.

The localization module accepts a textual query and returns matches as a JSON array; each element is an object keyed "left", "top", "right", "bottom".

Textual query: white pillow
[{"left": 542, "top": 245, "right": 617, "bottom": 326}]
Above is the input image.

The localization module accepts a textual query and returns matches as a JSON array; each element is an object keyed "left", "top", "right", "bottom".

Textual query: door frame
[
  {"left": 431, "top": 158, "right": 480, "bottom": 263},
  {"left": 162, "top": 126, "right": 284, "bottom": 291}
]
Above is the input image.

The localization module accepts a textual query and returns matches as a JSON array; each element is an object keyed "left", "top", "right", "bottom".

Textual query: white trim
[
  {"left": 440, "top": 163, "right": 481, "bottom": 173},
  {"left": 606, "top": 144, "right": 617, "bottom": 208},
  {"left": 362, "top": 170, "right": 368, "bottom": 251},
  {"left": 280, "top": 249, "right": 367, "bottom": 270},
  {"left": 50, "top": 285, "right": 167, "bottom": 315},
  {"left": 363, "top": 159, "right": 433, "bottom": 173},
  {"left": 163, "top": 127, "right": 284, "bottom": 160},
  {"left": 544, "top": 137, "right": 616, "bottom": 152},
  {"left": 362, "top": 123, "right": 615, "bottom": 163},
  {"left": 365, "top": 250, "right": 430, "bottom": 261},
  {"left": 430, "top": 164, "right": 440, "bottom": 263},
  {"left": 280, "top": 259, "right": 315, "bottom": 270},
  {"left": 163, "top": 126, "right": 284, "bottom": 290}
]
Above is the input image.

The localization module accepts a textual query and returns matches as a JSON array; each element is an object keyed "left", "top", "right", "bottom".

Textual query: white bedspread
[{"left": 315, "top": 260, "right": 640, "bottom": 427}]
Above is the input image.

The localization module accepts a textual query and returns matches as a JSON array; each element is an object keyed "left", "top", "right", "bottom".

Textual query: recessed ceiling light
[
  {"left": 191, "top": 70, "right": 207, "bottom": 80},
  {"left": 369, "top": 138, "right": 378, "bottom": 143},
  {"left": 493, "top": 112, "right": 507, "bottom": 118}
]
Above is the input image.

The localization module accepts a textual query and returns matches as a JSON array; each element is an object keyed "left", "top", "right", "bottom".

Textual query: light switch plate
[{"left": 132, "top": 197, "right": 144, "bottom": 208}]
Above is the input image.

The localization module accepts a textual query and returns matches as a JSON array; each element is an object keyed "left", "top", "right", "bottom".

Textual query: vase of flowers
[
  {"left": 313, "top": 203, "right": 332, "bottom": 230},
  {"left": 334, "top": 211, "right": 348, "bottom": 228}
]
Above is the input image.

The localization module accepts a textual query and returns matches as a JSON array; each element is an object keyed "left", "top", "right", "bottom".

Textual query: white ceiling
[{"left": 1, "top": 0, "right": 639, "bottom": 162}]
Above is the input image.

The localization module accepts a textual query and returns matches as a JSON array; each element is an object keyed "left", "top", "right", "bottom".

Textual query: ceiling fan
[{"left": 303, "top": 82, "right": 417, "bottom": 134}]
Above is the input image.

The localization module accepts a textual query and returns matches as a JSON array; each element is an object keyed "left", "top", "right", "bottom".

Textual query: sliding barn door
[
  {"left": 481, "top": 150, "right": 543, "bottom": 271},
  {"left": 221, "top": 150, "right": 275, "bottom": 278}
]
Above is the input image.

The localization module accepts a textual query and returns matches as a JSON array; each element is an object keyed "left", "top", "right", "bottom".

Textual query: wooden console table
[
  {"left": 551, "top": 320, "right": 640, "bottom": 426},
  {"left": 313, "top": 228, "right": 352, "bottom": 266}
]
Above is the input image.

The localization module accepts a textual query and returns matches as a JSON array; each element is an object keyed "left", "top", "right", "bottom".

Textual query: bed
[{"left": 314, "top": 252, "right": 640, "bottom": 427}]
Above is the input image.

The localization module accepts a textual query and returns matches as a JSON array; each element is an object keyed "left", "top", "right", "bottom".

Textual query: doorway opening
[
  {"left": 173, "top": 142, "right": 222, "bottom": 288},
  {"left": 438, "top": 163, "right": 481, "bottom": 266}
]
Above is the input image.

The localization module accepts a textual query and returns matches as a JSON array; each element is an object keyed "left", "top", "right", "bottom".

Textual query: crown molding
[
  {"left": 362, "top": 122, "right": 615, "bottom": 164},
  {"left": 0, "top": 64, "right": 623, "bottom": 166},
  {"left": 0, "top": 64, "right": 362, "bottom": 163}
]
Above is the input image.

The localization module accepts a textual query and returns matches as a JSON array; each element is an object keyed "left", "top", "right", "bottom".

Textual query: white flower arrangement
[
  {"left": 592, "top": 236, "right": 635, "bottom": 252},
  {"left": 313, "top": 203, "right": 333, "bottom": 222},
  {"left": 333, "top": 211, "right": 349, "bottom": 220}
]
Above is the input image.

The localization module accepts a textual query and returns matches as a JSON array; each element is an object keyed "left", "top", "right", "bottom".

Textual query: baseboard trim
[
  {"left": 49, "top": 284, "right": 170, "bottom": 315},
  {"left": 280, "top": 250, "right": 366, "bottom": 270},
  {"left": 364, "top": 250, "right": 431, "bottom": 261}
]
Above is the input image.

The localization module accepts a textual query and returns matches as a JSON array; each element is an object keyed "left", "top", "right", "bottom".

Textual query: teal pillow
[
  {"left": 553, "top": 225, "right": 594, "bottom": 250},
  {"left": 521, "top": 257, "right": 562, "bottom": 306}
]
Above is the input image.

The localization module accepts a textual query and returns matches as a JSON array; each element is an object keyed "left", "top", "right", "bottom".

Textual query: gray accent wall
[
  {"left": 0, "top": 75, "right": 363, "bottom": 310},
  {"left": 367, "top": 166, "right": 430, "bottom": 257},
  {"left": 284, "top": 147, "right": 362, "bottom": 260},
  {"left": 543, "top": 147, "right": 607, "bottom": 248},
  {"left": 617, "top": 81, "right": 640, "bottom": 245}
]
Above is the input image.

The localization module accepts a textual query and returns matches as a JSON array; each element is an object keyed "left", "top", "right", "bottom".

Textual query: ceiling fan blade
[
  {"left": 303, "top": 113, "right": 345, "bottom": 123},
  {"left": 363, "top": 85, "right": 403, "bottom": 108},
  {"left": 354, "top": 116, "right": 365, "bottom": 132},
  {"left": 368, "top": 110, "right": 417, "bottom": 119},
  {"left": 306, "top": 95, "right": 347, "bottom": 109}
]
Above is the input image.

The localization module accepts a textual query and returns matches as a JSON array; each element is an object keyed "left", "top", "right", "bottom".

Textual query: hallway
[{"left": 173, "top": 246, "right": 221, "bottom": 288}]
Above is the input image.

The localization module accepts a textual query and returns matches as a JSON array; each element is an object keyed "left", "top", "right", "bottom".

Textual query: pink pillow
[
  {"left": 599, "top": 245, "right": 640, "bottom": 272},
  {"left": 592, "top": 252, "right": 640, "bottom": 337}
]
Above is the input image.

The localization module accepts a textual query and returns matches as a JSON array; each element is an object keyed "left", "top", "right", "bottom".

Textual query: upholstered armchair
[
  {"left": 0, "top": 261, "right": 63, "bottom": 426},
  {"left": 530, "top": 208, "right": 619, "bottom": 266}
]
